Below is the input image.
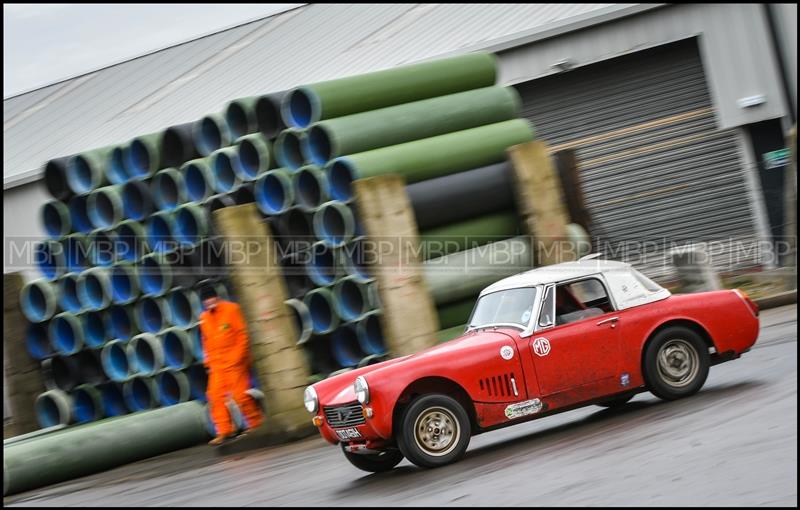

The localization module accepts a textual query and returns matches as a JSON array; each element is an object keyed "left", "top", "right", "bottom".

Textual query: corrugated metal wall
[{"left": 515, "top": 39, "right": 762, "bottom": 281}]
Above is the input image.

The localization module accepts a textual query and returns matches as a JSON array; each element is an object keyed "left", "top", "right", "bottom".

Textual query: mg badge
[
  {"left": 532, "top": 337, "right": 551, "bottom": 357},
  {"left": 500, "top": 346, "right": 514, "bottom": 360}
]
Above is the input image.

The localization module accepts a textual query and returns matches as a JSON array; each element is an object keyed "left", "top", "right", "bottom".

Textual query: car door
[{"left": 529, "top": 277, "right": 623, "bottom": 398}]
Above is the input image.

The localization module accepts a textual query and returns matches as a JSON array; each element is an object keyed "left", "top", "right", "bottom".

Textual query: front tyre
[
  {"left": 643, "top": 326, "right": 710, "bottom": 401},
  {"left": 341, "top": 444, "right": 403, "bottom": 473},
  {"left": 397, "top": 394, "right": 471, "bottom": 468}
]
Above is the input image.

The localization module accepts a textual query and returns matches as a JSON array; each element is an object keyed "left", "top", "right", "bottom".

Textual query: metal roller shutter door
[{"left": 514, "top": 38, "right": 761, "bottom": 281}]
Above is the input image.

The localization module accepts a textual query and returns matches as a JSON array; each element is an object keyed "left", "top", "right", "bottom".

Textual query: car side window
[{"left": 555, "top": 278, "right": 614, "bottom": 326}]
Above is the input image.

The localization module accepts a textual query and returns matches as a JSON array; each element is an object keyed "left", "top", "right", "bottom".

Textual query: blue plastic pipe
[
  {"left": 71, "top": 384, "right": 102, "bottom": 424},
  {"left": 20, "top": 279, "right": 58, "bottom": 323},
  {"left": 303, "top": 288, "right": 339, "bottom": 335},
  {"left": 68, "top": 195, "right": 94, "bottom": 234},
  {"left": 123, "top": 376, "right": 158, "bottom": 412},
  {"left": 306, "top": 241, "right": 341, "bottom": 286},
  {"left": 161, "top": 327, "right": 194, "bottom": 369},
  {"left": 98, "top": 382, "right": 128, "bottom": 417},
  {"left": 156, "top": 370, "right": 190, "bottom": 406},
  {"left": 182, "top": 158, "right": 215, "bottom": 202},
  {"left": 356, "top": 311, "right": 387, "bottom": 356},
  {"left": 333, "top": 275, "right": 371, "bottom": 321},
  {"left": 167, "top": 289, "right": 201, "bottom": 328},
  {"left": 61, "top": 234, "right": 90, "bottom": 274},
  {"left": 331, "top": 324, "right": 367, "bottom": 368},
  {"left": 35, "top": 390, "right": 72, "bottom": 428},
  {"left": 193, "top": 113, "right": 230, "bottom": 157},
  {"left": 255, "top": 169, "right": 294, "bottom": 215},
  {"left": 146, "top": 211, "right": 178, "bottom": 254},
  {"left": 174, "top": 204, "right": 208, "bottom": 247},
  {"left": 82, "top": 310, "right": 110, "bottom": 349},
  {"left": 101, "top": 339, "right": 134, "bottom": 382},
  {"left": 113, "top": 220, "right": 148, "bottom": 263},
  {"left": 130, "top": 333, "right": 164, "bottom": 377},
  {"left": 57, "top": 273, "right": 83, "bottom": 313},
  {"left": 121, "top": 179, "right": 154, "bottom": 221},
  {"left": 77, "top": 267, "right": 112, "bottom": 311},
  {"left": 185, "top": 363, "right": 208, "bottom": 402},
  {"left": 87, "top": 185, "right": 124, "bottom": 229},
  {"left": 35, "top": 240, "right": 65, "bottom": 282},
  {"left": 41, "top": 200, "right": 71, "bottom": 239},
  {"left": 138, "top": 253, "right": 172, "bottom": 297},
  {"left": 110, "top": 263, "right": 139, "bottom": 305},
  {"left": 152, "top": 168, "right": 187, "bottom": 211},
  {"left": 25, "top": 322, "right": 52, "bottom": 360},
  {"left": 293, "top": 165, "right": 328, "bottom": 212},
  {"left": 87, "top": 229, "right": 117, "bottom": 267},
  {"left": 135, "top": 296, "right": 169, "bottom": 334},
  {"left": 49, "top": 312, "right": 84, "bottom": 355},
  {"left": 274, "top": 129, "right": 306, "bottom": 170},
  {"left": 107, "top": 146, "right": 130, "bottom": 185},
  {"left": 313, "top": 201, "right": 356, "bottom": 248},
  {"left": 105, "top": 304, "right": 138, "bottom": 341},
  {"left": 210, "top": 147, "right": 242, "bottom": 193},
  {"left": 339, "top": 236, "right": 372, "bottom": 282}
]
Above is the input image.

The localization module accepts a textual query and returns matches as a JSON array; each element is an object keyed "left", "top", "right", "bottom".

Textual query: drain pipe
[
  {"left": 43, "top": 156, "right": 75, "bottom": 201},
  {"left": 194, "top": 113, "right": 230, "bottom": 157},
  {"left": 161, "top": 122, "right": 200, "bottom": 168}
]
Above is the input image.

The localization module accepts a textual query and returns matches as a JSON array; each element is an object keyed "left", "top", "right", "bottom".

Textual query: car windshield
[{"left": 468, "top": 287, "right": 539, "bottom": 330}]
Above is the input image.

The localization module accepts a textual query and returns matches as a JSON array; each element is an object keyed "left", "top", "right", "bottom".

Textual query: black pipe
[
  {"left": 256, "top": 91, "right": 289, "bottom": 139},
  {"left": 231, "top": 182, "right": 255, "bottom": 205},
  {"left": 406, "top": 162, "right": 516, "bottom": 230},
  {"left": 189, "top": 237, "right": 227, "bottom": 278},
  {"left": 43, "top": 157, "right": 75, "bottom": 202},
  {"left": 280, "top": 252, "right": 315, "bottom": 298},
  {"left": 74, "top": 350, "right": 107, "bottom": 385},
  {"left": 302, "top": 334, "right": 338, "bottom": 379},
  {"left": 42, "top": 355, "right": 80, "bottom": 392},
  {"left": 166, "top": 246, "right": 200, "bottom": 289},
  {"left": 161, "top": 122, "right": 200, "bottom": 169},
  {"left": 273, "top": 208, "right": 314, "bottom": 256}
]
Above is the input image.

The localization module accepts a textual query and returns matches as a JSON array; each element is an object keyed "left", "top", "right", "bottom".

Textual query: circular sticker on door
[
  {"left": 533, "top": 337, "right": 551, "bottom": 357},
  {"left": 500, "top": 345, "right": 514, "bottom": 360}
]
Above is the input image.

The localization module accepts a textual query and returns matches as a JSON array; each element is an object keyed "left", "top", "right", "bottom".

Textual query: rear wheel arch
[
  {"left": 392, "top": 377, "right": 478, "bottom": 437},
  {"left": 642, "top": 319, "right": 715, "bottom": 370}
]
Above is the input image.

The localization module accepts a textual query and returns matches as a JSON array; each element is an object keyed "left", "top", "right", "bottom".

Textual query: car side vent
[{"left": 480, "top": 373, "right": 517, "bottom": 398}]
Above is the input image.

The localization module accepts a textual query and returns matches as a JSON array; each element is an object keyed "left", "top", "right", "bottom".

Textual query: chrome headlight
[
  {"left": 304, "top": 386, "right": 318, "bottom": 413},
  {"left": 354, "top": 376, "right": 369, "bottom": 404}
]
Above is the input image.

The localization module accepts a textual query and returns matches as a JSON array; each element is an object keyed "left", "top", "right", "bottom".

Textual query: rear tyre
[
  {"left": 397, "top": 394, "right": 471, "bottom": 468},
  {"left": 340, "top": 444, "right": 403, "bottom": 473},
  {"left": 643, "top": 326, "right": 710, "bottom": 401}
]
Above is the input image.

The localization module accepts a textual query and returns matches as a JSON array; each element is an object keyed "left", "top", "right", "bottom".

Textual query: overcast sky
[{"left": 3, "top": 3, "right": 301, "bottom": 98}]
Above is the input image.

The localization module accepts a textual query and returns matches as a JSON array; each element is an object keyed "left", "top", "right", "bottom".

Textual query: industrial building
[{"left": 4, "top": 2, "right": 797, "bottom": 281}]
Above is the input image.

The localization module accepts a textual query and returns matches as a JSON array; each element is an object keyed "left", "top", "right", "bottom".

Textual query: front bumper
[{"left": 314, "top": 401, "right": 391, "bottom": 447}]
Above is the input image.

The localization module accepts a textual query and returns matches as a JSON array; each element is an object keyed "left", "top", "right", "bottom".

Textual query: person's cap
[{"left": 198, "top": 282, "right": 218, "bottom": 301}]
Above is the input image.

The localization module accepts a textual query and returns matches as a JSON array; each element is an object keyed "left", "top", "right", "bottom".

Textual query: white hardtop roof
[{"left": 481, "top": 259, "right": 634, "bottom": 296}]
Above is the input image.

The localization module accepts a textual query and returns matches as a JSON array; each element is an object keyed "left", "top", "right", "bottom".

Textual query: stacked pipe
[
  {"left": 273, "top": 52, "right": 541, "bottom": 362},
  {"left": 27, "top": 50, "right": 580, "bottom": 423},
  {"left": 29, "top": 118, "right": 247, "bottom": 435}
]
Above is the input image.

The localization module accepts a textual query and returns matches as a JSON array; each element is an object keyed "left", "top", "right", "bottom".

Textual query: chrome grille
[{"left": 323, "top": 401, "right": 365, "bottom": 428}]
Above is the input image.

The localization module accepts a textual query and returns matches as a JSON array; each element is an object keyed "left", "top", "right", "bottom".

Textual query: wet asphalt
[{"left": 5, "top": 305, "right": 797, "bottom": 507}]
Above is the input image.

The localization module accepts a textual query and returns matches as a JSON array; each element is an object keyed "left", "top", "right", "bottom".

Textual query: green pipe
[
  {"left": 66, "top": 145, "right": 115, "bottom": 194},
  {"left": 424, "top": 235, "right": 533, "bottom": 306},
  {"left": 282, "top": 52, "right": 497, "bottom": 128},
  {"left": 304, "top": 86, "right": 521, "bottom": 165},
  {"left": 234, "top": 133, "right": 274, "bottom": 180},
  {"left": 436, "top": 324, "right": 467, "bottom": 344},
  {"left": 126, "top": 132, "right": 164, "bottom": 179},
  {"left": 437, "top": 298, "right": 477, "bottom": 330},
  {"left": 419, "top": 211, "right": 520, "bottom": 260},
  {"left": 326, "top": 119, "right": 534, "bottom": 201},
  {"left": 3, "top": 401, "right": 208, "bottom": 496}
]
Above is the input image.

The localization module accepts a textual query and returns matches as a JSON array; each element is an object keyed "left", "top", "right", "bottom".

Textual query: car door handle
[{"left": 596, "top": 316, "right": 620, "bottom": 327}]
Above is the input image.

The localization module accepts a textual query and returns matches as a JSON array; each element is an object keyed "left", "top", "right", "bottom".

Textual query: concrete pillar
[
  {"left": 353, "top": 175, "right": 440, "bottom": 357},
  {"left": 507, "top": 141, "right": 576, "bottom": 265},
  {"left": 212, "top": 204, "right": 313, "bottom": 441},
  {"left": 4, "top": 273, "right": 47, "bottom": 439}
]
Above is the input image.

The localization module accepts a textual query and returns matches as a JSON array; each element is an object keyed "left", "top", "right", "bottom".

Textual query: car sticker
[
  {"left": 500, "top": 346, "right": 514, "bottom": 360},
  {"left": 620, "top": 373, "right": 630, "bottom": 387},
  {"left": 533, "top": 337, "right": 551, "bottom": 357},
  {"left": 505, "top": 399, "right": 543, "bottom": 419}
]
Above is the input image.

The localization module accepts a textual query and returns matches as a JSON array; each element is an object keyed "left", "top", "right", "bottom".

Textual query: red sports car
[{"left": 304, "top": 258, "right": 760, "bottom": 472}]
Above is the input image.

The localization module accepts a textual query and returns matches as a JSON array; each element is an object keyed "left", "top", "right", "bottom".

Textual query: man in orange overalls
[{"left": 198, "top": 283, "right": 264, "bottom": 445}]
